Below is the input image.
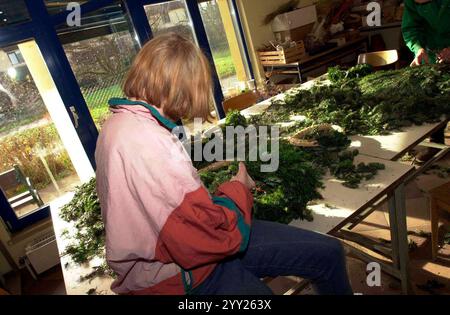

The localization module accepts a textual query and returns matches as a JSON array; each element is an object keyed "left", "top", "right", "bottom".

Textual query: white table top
[
  {"left": 49, "top": 193, "right": 114, "bottom": 295},
  {"left": 290, "top": 155, "right": 414, "bottom": 234},
  {"left": 350, "top": 121, "right": 448, "bottom": 161}
]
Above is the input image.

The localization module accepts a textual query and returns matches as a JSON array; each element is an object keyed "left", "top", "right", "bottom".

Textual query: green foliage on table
[
  {"left": 225, "top": 110, "right": 249, "bottom": 128},
  {"left": 329, "top": 150, "right": 386, "bottom": 189},
  {"left": 328, "top": 64, "right": 374, "bottom": 83},
  {"left": 60, "top": 178, "right": 106, "bottom": 266},
  {"left": 200, "top": 141, "right": 324, "bottom": 224},
  {"left": 276, "top": 64, "right": 450, "bottom": 135}
]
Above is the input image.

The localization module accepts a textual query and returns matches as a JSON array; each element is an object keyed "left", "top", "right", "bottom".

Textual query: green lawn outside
[
  {"left": 212, "top": 49, "right": 237, "bottom": 79},
  {"left": 82, "top": 83, "right": 123, "bottom": 126}
]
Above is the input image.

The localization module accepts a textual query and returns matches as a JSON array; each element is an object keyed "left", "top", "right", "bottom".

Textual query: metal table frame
[{"left": 281, "top": 166, "right": 415, "bottom": 295}]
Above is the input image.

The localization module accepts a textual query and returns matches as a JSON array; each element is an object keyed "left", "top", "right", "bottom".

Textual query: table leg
[
  {"left": 394, "top": 184, "right": 411, "bottom": 294},
  {"left": 297, "top": 65, "right": 303, "bottom": 84},
  {"left": 430, "top": 198, "right": 439, "bottom": 261},
  {"left": 388, "top": 194, "right": 400, "bottom": 269}
]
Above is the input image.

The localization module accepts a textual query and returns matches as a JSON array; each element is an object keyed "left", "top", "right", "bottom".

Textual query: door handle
[{"left": 69, "top": 106, "right": 79, "bottom": 128}]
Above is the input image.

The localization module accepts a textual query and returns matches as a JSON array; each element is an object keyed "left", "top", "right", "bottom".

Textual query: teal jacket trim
[
  {"left": 181, "top": 269, "right": 194, "bottom": 295},
  {"left": 108, "top": 98, "right": 178, "bottom": 131},
  {"left": 212, "top": 196, "right": 250, "bottom": 253}
]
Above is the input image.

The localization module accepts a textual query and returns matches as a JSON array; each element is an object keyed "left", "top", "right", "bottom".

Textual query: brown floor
[
  {"left": 3, "top": 129, "right": 450, "bottom": 295},
  {"left": 3, "top": 265, "right": 66, "bottom": 295}
]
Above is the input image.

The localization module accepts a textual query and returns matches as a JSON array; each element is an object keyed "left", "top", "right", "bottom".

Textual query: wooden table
[
  {"left": 290, "top": 155, "right": 414, "bottom": 294},
  {"left": 222, "top": 92, "right": 417, "bottom": 293},
  {"left": 262, "top": 37, "right": 369, "bottom": 84},
  {"left": 223, "top": 76, "right": 447, "bottom": 294},
  {"left": 236, "top": 80, "right": 441, "bottom": 293}
]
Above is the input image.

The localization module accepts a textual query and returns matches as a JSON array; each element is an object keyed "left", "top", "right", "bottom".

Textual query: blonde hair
[{"left": 123, "top": 33, "right": 213, "bottom": 122}]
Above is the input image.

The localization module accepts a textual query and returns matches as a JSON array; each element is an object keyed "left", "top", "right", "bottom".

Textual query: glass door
[
  {"left": 0, "top": 39, "right": 93, "bottom": 231},
  {"left": 143, "top": 0, "right": 197, "bottom": 41},
  {"left": 52, "top": 1, "right": 141, "bottom": 130}
]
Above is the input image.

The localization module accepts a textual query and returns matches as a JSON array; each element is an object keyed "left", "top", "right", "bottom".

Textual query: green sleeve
[{"left": 402, "top": 0, "right": 425, "bottom": 55}]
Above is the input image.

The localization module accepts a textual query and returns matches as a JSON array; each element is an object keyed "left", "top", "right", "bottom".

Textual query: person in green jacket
[
  {"left": 402, "top": 0, "right": 449, "bottom": 160},
  {"left": 402, "top": 0, "right": 450, "bottom": 66}
]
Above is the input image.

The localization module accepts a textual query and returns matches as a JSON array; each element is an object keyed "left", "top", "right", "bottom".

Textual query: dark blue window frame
[
  {"left": 0, "top": 0, "right": 104, "bottom": 233},
  {"left": 0, "top": 0, "right": 253, "bottom": 233}
]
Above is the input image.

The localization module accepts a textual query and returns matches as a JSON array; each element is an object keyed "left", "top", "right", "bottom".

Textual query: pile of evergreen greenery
[{"left": 264, "top": 64, "right": 449, "bottom": 135}]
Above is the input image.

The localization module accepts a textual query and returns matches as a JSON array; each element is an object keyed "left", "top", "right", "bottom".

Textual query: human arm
[
  {"left": 154, "top": 162, "right": 254, "bottom": 269},
  {"left": 402, "top": 0, "right": 428, "bottom": 65}
]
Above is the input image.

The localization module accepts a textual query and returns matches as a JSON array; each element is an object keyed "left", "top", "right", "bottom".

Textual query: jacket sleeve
[
  {"left": 402, "top": 0, "right": 426, "bottom": 55},
  {"left": 154, "top": 178, "right": 254, "bottom": 270}
]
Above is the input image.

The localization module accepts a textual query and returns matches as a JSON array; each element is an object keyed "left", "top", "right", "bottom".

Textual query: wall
[
  {"left": 0, "top": 247, "right": 12, "bottom": 275},
  {"left": 0, "top": 216, "right": 54, "bottom": 267},
  {"left": 236, "top": 0, "right": 317, "bottom": 83}
]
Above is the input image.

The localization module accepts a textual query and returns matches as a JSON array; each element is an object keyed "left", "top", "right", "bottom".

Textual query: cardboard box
[
  {"left": 274, "top": 23, "right": 315, "bottom": 43},
  {"left": 271, "top": 5, "right": 317, "bottom": 33}
]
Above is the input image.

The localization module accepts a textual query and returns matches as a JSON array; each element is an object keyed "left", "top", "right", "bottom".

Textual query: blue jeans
[{"left": 193, "top": 220, "right": 353, "bottom": 295}]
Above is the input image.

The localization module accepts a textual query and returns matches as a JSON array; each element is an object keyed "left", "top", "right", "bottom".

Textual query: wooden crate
[{"left": 258, "top": 42, "right": 306, "bottom": 66}]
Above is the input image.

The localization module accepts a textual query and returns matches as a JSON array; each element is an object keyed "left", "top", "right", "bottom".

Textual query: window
[
  {"left": 169, "top": 8, "right": 188, "bottom": 24},
  {"left": 144, "top": 1, "right": 196, "bottom": 42},
  {"left": 7, "top": 51, "right": 24, "bottom": 66},
  {"left": 58, "top": 4, "right": 141, "bottom": 130},
  {"left": 198, "top": 0, "right": 252, "bottom": 99},
  {"left": 0, "top": 41, "right": 92, "bottom": 232}
]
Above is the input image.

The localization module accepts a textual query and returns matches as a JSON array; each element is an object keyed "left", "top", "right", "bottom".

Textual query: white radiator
[{"left": 25, "top": 232, "right": 60, "bottom": 275}]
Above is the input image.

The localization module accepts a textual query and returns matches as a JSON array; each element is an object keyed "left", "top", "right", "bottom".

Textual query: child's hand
[{"left": 231, "top": 162, "right": 256, "bottom": 190}]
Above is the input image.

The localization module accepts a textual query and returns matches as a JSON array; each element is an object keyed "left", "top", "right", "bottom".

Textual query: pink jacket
[{"left": 95, "top": 102, "right": 253, "bottom": 295}]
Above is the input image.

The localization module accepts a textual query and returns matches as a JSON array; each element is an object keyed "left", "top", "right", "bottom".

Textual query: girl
[{"left": 95, "top": 33, "right": 353, "bottom": 295}]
